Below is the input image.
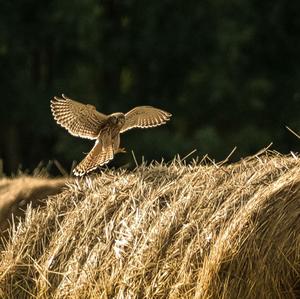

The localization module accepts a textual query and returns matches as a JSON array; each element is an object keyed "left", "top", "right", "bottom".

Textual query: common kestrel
[{"left": 51, "top": 94, "right": 171, "bottom": 176}]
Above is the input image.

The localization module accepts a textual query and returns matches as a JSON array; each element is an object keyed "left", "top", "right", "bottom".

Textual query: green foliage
[{"left": 0, "top": 0, "right": 299, "bottom": 174}]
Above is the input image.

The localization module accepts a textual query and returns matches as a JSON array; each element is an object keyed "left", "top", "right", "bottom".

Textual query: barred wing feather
[
  {"left": 50, "top": 94, "right": 107, "bottom": 139},
  {"left": 120, "top": 106, "right": 171, "bottom": 133}
]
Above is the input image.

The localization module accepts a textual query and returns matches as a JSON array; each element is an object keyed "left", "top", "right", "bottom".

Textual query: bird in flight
[{"left": 51, "top": 94, "right": 171, "bottom": 176}]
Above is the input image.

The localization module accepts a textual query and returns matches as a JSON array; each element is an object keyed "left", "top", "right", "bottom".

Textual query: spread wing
[
  {"left": 50, "top": 94, "right": 108, "bottom": 139},
  {"left": 120, "top": 106, "right": 171, "bottom": 133}
]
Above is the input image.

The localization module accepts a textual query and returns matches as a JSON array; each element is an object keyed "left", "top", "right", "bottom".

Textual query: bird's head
[{"left": 108, "top": 113, "right": 125, "bottom": 127}]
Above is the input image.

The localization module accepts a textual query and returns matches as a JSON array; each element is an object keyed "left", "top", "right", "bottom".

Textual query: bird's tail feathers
[{"left": 73, "top": 139, "right": 114, "bottom": 176}]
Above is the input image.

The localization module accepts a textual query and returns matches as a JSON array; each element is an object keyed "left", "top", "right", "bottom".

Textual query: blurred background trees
[{"left": 0, "top": 0, "right": 299, "bottom": 174}]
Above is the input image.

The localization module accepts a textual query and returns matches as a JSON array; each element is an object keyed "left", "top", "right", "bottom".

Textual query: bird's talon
[{"left": 117, "top": 147, "right": 127, "bottom": 153}]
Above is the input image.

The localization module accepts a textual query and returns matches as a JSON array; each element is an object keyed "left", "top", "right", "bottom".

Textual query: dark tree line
[{"left": 0, "top": 0, "right": 299, "bottom": 174}]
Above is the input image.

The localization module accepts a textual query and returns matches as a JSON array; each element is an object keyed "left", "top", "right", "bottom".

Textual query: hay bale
[
  {"left": 0, "top": 177, "right": 66, "bottom": 232},
  {"left": 0, "top": 153, "right": 299, "bottom": 298}
]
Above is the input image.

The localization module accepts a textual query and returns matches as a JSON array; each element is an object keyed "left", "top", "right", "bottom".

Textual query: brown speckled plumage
[{"left": 51, "top": 94, "right": 171, "bottom": 176}]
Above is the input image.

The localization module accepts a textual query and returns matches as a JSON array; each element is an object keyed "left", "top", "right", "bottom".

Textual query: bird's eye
[
  {"left": 111, "top": 116, "right": 117, "bottom": 124},
  {"left": 117, "top": 115, "right": 124, "bottom": 124}
]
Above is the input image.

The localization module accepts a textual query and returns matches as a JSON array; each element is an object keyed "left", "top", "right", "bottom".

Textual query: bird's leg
[{"left": 115, "top": 147, "right": 127, "bottom": 154}]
